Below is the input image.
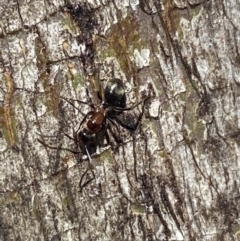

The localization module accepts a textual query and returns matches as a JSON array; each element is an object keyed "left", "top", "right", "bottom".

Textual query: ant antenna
[
  {"left": 85, "top": 145, "right": 94, "bottom": 165},
  {"left": 78, "top": 145, "right": 96, "bottom": 192},
  {"left": 78, "top": 167, "right": 95, "bottom": 193}
]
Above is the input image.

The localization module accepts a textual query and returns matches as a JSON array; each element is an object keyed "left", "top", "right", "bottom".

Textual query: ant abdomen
[{"left": 104, "top": 78, "right": 126, "bottom": 108}]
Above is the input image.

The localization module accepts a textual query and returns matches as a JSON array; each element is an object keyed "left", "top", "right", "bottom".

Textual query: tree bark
[{"left": 1, "top": 0, "right": 240, "bottom": 240}]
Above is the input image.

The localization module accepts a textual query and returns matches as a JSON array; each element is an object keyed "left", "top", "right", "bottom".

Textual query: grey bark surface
[{"left": 0, "top": 0, "right": 240, "bottom": 240}]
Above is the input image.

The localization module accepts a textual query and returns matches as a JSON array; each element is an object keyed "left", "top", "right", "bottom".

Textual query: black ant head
[
  {"left": 104, "top": 78, "right": 126, "bottom": 108},
  {"left": 76, "top": 129, "right": 96, "bottom": 144},
  {"left": 74, "top": 128, "right": 98, "bottom": 156}
]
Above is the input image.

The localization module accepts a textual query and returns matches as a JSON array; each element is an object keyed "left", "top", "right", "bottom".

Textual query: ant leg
[
  {"left": 112, "top": 97, "right": 152, "bottom": 131},
  {"left": 94, "top": 62, "right": 105, "bottom": 102},
  {"left": 108, "top": 103, "right": 144, "bottom": 131},
  {"left": 37, "top": 138, "right": 81, "bottom": 154},
  {"left": 60, "top": 96, "right": 94, "bottom": 116},
  {"left": 60, "top": 96, "right": 90, "bottom": 106},
  {"left": 64, "top": 133, "right": 75, "bottom": 141},
  {"left": 113, "top": 117, "right": 137, "bottom": 131},
  {"left": 107, "top": 119, "right": 124, "bottom": 144},
  {"left": 112, "top": 96, "right": 152, "bottom": 112}
]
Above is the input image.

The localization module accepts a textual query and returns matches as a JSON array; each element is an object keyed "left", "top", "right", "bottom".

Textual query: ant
[
  {"left": 74, "top": 78, "right": 147, "bottom": 158},
  {"left": 38, "top": 78, "right": 149, "bottom": 191}
]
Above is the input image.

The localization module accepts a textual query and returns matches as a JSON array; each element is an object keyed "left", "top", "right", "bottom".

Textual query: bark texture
[{"left": 1, "top": 0, "right": 240, "bottom": 240}]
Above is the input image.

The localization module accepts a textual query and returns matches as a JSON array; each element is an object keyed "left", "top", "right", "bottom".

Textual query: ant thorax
[{"left": 86, "top": 108, "right": 107, "bottom": 133}]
